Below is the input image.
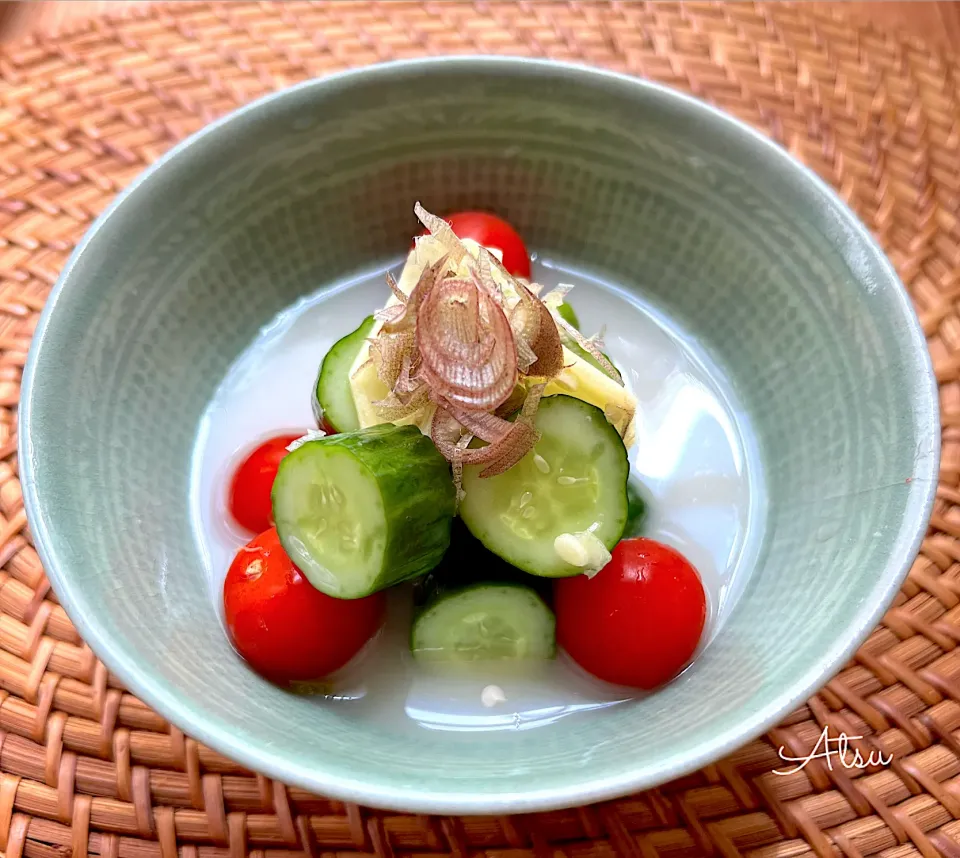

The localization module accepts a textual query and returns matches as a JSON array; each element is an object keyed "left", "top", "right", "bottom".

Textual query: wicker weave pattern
[{"left": 0, "top": 2, "right": 958, "bottom": 856}]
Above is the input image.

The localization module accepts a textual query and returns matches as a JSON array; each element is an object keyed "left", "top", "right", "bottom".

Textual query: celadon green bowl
[{"left": 20, "top": 57, "right": 939, "bottom": 813}]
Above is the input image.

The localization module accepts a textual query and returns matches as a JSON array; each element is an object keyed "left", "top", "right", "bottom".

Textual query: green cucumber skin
[
  {"left": 624, "top": 479, "right": 648, "bottom": 538},
  {"left": 314, "top": 315, "right": 375, "bottom": 433},
  {"left": 414, "top": 521, "right": 553, "bottom": 608},
  {"left": 566, "top": 339, "right": 618, "bottom": 381},
  {"left": 556, "top": 301, "right": 581, "bottom": 330},
  {"left": 273, "top": 424, "right": 455, "bottom": 597},
  {"left": 411, "top": 582, "right": 556, "bottom": 661},
  {"left": 460, "top": 395, "right": 629, "bottom": 578},
  {"left": 553, "top": 300, "right": 618, "bottom": 380}
]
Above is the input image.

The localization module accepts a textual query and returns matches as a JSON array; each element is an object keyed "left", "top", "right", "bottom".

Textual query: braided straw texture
[{"left": 0, "top": 1, "right": 958, "bottom": 856}]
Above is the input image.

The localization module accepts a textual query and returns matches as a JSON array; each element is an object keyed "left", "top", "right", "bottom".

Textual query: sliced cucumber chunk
[
  {"left": 459, "top": 395, "right": 629, "bottom": 577},
  {"left": 272, "top": 424, "right": 455, "bottom": 598},
  {"left": 412, "top": 582, "right": 555, "bottom": 662},
  {"left": 415, "top": 520, "right": 552, "bottom": 606},
  {"left": 314, "top": 316, "right": 375, "bottom": 433},
  {"left": 624, "top": 478, "right": 648, "bottom": 538}
]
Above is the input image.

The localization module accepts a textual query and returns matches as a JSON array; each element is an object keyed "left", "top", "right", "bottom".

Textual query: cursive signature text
[{"left": 773, "top": 726, "right": 892, "bottom": 775}]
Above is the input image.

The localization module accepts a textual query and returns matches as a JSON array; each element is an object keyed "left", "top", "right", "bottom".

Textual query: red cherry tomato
[
  {"left": 319, "top": 417, "right": 338, "bottom": 436},
  {"left": 228, "top": 434, "right": 302, "bottom": 533},
  {"left": 417, "top": 211, "right": 531, "bottom": 279},
  {"left": 555, "top": 538, "right": 707, "bottom": 690},
  {"left": 223, "top": 528, "right": 385, "bottom": 683}
]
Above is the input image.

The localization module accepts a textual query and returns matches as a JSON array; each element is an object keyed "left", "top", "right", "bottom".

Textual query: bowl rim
[{"left": 19, "top": 55, "right": 941, "bottom": 814}]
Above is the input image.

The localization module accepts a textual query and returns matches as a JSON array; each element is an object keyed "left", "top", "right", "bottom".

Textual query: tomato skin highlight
[
  {"left": 223, "top": 528, "right": 385, "bottom": 683},
  {"left": 417, "top": 211, "right": 531, "bottom": 279},
  {"left": 554, "top": 538, "right": 706, "bottom": 690},
  {"left": 228, "top": 434, "right": 302, "bottom": 533}
]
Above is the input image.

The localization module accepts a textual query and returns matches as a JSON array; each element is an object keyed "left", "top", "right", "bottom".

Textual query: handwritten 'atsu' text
[{"left": 773, "top": 726, "right": 892, "bottom": 775}]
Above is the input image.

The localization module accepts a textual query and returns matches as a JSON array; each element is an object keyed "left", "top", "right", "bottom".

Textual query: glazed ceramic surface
[{"left": 20, "top": 58, "right": 939, "bottom": 813}]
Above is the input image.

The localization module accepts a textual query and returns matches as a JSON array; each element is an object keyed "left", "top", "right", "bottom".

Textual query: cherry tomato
[
  {"left": 319, "top": 416, "right": 339, "bottom": 436},
  {"left": 223, "top": 528, "right": 385, "bottom": 682},
  {"left": 418, "top": 211, "right": 531, "bottom": 279},
  {"left": 228, "top": 434, "right": 302, "bottom": 533},
  {"left": 554, "top": 538, "right": 706, "bottom": 690}
]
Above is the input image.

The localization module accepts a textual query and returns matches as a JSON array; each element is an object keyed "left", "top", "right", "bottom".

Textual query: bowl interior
[{"left": 22, "top": 59, "right": 938, "bottom": 812}]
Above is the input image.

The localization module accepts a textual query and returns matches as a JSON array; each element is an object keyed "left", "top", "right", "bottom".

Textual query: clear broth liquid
[{"left": 190, "top": 257, "right": 766, "bottom": 733}]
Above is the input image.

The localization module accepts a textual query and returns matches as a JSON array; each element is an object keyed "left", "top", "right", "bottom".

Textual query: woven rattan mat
[{"left": 0, "top": 2, "right": 958, "bottom": 857}]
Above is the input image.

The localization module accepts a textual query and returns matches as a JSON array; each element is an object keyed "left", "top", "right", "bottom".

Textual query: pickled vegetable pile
[{"left": 220, "top": 205, "right": 707, "bottom": 692}]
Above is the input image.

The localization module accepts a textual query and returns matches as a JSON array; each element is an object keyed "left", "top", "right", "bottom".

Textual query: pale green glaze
[{"left": 20, "top": 58, "right": 939, "bottom": 813}]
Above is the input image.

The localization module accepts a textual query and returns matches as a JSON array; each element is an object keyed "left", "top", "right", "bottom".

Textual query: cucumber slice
[
  {"left": 624, "top": 479, "right": 648, "bottom": 538},
  {"left": 314, "top": 316, "right": 375, "bottom": 433},
  {"left": 412, "top": 582, "right": 556, "bottom": 662},
  {"left": 272, "top": 424, "right": 455, "bottom": 598},
  {"left": 459, "top": 395, "right": 628, "bottom": 577},
  {"left": 415, "top": 520, "right": 553, "bottom": 606},
  {"left": 556, "top": 301, "right": 581, "bottom": 330}
]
